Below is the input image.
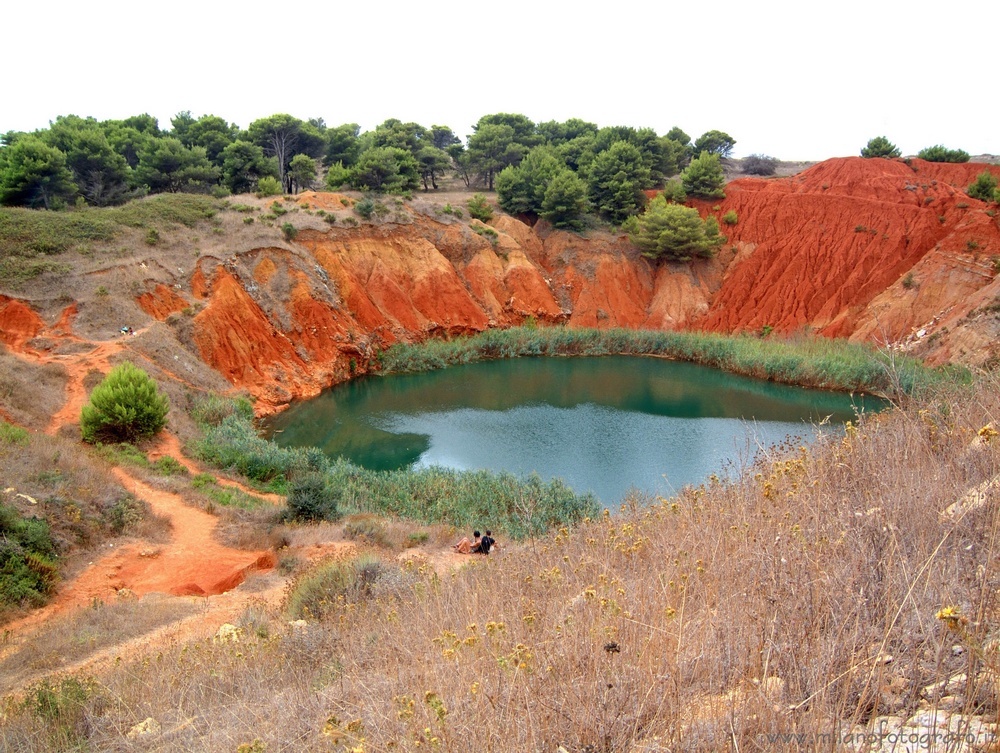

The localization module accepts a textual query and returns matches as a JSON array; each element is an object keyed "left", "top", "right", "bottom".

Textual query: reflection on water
[{"left": 267, "top": 356, "right": 882, "bottom": 503}]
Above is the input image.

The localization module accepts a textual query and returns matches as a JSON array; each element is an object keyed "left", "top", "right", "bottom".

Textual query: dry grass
[
  {"left": 0, "top": 348, "right": 68, "bottom": 430},
  {"left": 0, "top": 594, "right": 198, "bottom": 695},
  {"left": 2, "top": 377, "right": 1000, "bottom": 751}
]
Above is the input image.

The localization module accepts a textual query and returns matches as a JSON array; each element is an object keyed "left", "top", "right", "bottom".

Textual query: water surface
[{"left": 267, "top": 356, "right": 880, "bottom": 503}]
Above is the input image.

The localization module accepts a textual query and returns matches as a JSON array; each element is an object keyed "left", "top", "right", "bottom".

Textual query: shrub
[
  {"left": 680, "top": 151, "right": 726, "bottom": 199},
  {"left": 344, "top": 517, "right": 390, "bottom": 547},
  {"left": 917, "top": 145, "right": 970, "bottom": 163},
  {"left": 902, "top": 272, "right": 916, "bottom": 289},
  {"left": 660, "top": 180, "right": 687, "bottom": 204},
  {"left": 190, "top": 394, "right": 254, "bottom": 428},
  {"left": 968, "top": 170, "right": 998, "bottom": 202},
  {"left": 861, "top": 136, "right": 901, "bottom": 159},
  {"left": 80, "top": 362, "right": 169, "bottom": 443},
  {"left": 722, "top": 210, "right": 738, "bottom": 226},
  {"left": 466, "top": 194, "right": 494, "bottom": 222},
  {"left": 0, "top": 502, "right": 59, "bottom": 612},
  {"left": 144, "top": 228, "right": 159, "bottom": 246},
  {"left": 281, "top": 222, "right": 298, "bottom": 241},
  {"left": 286, "top": 553, "right": 385, "bottom": 620},
  {"left": 741, "top": 154, "right": 778, "bottom": 176},
  {"left": 255, "top": 176, "right": 283, "bottom": 197},
  {"left": 623, "top": 195, "right": 725, "bottom": 261},
  {"left": 287, "top": 474, "right": 339, "bottom": 521}
]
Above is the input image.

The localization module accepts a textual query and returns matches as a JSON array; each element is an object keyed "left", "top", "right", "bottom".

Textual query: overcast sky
[{"left": 6, "top": 0, "right": 997, "bottom": 161}]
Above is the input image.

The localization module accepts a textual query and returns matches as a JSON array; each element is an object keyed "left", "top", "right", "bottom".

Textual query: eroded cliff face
[
  {"left": 173, "top": 161, "right": 1000, "bottom": 411},
  {"left": 7, "top": 159, "right": 997, "bottom": 414}
]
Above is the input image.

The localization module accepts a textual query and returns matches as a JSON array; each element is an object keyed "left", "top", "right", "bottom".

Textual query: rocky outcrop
[{"left": 5, "top": 159, "right": 998, "bottom": 414}]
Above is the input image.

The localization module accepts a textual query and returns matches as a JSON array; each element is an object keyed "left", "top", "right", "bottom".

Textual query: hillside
[
  {"left": 3, "top": 156, "right": 997, "bottom": 421},
  {"left": 2, "top": 156, "right": 1000, "bottom": 750}
]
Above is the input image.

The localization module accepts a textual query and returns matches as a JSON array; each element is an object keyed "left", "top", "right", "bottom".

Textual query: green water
[{"left": 266, "top": 356, "right": 882, "bottom": 503}]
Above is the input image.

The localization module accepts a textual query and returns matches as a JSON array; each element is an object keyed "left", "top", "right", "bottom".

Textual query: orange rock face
[
  {"left": 136, "top": 284, "right": 189, "bottom": 320},
  {"left": 697, "top": 158, "right": 1000, "bottom": 342},
  {"left": 7, "top": 159, "right": 994, "bottom": 415},
  {"left": 0, "top": 295, "right": 44, "bottom": 349}
]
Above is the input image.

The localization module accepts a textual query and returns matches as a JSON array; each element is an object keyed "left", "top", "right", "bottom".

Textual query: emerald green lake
[{"left": 266, "top": 356, "right": 881, "bottom": 504}]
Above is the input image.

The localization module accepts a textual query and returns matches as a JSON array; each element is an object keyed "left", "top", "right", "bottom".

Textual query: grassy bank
[
  {"left": 0, "top": 194, "right": 221, "bottom": 284},
  {"left": 8, "top": 375, "right": 999, "bottom": 750},
  {"left": 380, "top": 325, "right": 958, "bottom": 398},
  {"left": 193, "top": 411, "right": 599, "bottom": 538}
]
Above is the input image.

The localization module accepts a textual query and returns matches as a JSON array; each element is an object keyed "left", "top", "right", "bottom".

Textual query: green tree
[
  {"left": 917, "top": 144, "right": 970, "bottom": 163},
  {"left": 0, "top": 135, "right": 77, "bottom": 208},
  {"left": 324, "top": 123, "right": 362, "bottom": 167},
  {"left": 45, "top": 115, "right": 132, "bottom": 206},
  {"left": 466, "top": 193, "right": 494, "bottom": 222},
  {"left": 860, "top": 136, "right": 901, "bottom": 159},
  {"left": 623, "top": 195, "right": 725, "bottom": 261},
  {"left": 540, "top": 170, "right": 589, "bottom": 229},
  {"left": 495, "top": 146, "right": 564, "bottom": 215},
  {"left": 474, "top": 113, "right": 541, "bottom": 149},
  {"left": 220, "top": 140, "right": 278, "bottom": 194},
  {"left": 466, "top": 123, "right": 522, "bottom": 190},
  {"left": 349, "top": 146, "right": 420, "bottom": 192},
  {"left": 661, "top": 179, "right": 687, "bottom": 203},
  {"left": 415, "top": 146, "right": 452, "bottom": 190},
  {"left": 248, "top": 114, "right": 325, "bottom": 193},
  {"left": 134, "top": 138, "right": 219, "bottom": 193},
  {"left": 536, "top": 118, "right": 598, "bottom": 146},
  {"left": 693, "top": 130, "right": 736, "bottom": 158},
  {"left": 587, "top": 141, "right": 650, "bottom": 224},
  {"left": 80, "top": 362, "right": 170, "bottom": 443},
  {"left": 429, "top": 125, "right": 461, "bottom": 151},
  {"left": 184, "top": 115, "right": 239, "bottom": 165},
  {"left": 288, "top": 153, "right": 317, "bottom": 194},
  {"left": 967, "top": 170, "right": 998, "bottom": 202},
  {"left": 372, "top": 119, "right": 427, "bottom": 154},
  {"left": 681, "top": 151, "right": 726, "bottom": 199}
]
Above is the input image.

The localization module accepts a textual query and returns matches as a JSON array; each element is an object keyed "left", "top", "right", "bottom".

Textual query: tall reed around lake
[{"left": 379, "top": 325, "right": 958, "bottom": 399}]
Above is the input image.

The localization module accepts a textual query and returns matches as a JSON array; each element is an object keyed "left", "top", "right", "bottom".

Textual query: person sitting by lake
[
  {"left": 453, "top": 531, "right": 481, "bottom": 554},
  {"left": 471, "top": 530, "right": 496, "bottom": 555}
]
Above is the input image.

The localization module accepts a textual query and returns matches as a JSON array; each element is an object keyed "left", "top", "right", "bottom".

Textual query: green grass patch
[
  {"left": 190, "top": 473, "right": 270, "bottom": 510},
  {"left": 0, "top": 194, "right": 221, "bottom": 283}
]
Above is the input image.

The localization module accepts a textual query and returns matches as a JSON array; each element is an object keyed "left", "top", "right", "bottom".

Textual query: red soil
[
  {"left": 697, "top": 158, "right": 1000, "bottom": 340},
  {"left": 136, "top": 283, "right": 189, "bottom": 320}
]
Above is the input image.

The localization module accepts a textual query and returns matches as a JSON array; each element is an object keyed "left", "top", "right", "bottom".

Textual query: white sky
[{"left": 5, "top": 0, "right": 997, "bottom": 161}]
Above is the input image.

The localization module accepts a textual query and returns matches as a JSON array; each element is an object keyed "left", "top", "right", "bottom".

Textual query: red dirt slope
[{"left": 698, "top": 158, "right": 1000, "bottom": 341}]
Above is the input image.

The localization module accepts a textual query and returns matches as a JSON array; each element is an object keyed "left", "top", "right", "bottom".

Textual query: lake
[{"left": 265, "top": 356, "right": 881, "bottom": 504}]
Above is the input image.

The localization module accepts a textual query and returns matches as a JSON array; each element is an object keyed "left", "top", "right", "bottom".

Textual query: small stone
[{"left": 126, "top": 717, "right": 161, "bottom": 739}]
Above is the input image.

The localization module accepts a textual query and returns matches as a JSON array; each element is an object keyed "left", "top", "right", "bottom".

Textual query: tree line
[{"left": 0, "top": 111, "right": 742, "bottom": 262}]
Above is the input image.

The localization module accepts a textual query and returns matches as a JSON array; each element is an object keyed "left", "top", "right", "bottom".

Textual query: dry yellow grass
[{"left": 3, "top": 377, "right": 1000, "bottom": 751}]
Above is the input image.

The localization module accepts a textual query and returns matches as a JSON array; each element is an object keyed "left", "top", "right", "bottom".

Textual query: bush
[
  {"left": 466, "top": 194, "right": 494, "bottom": 222},
  {"left": 660, "top": 180, "right": 687, "bottom": 204},
  {"left": 286, "top": 553, "right": 385, "bottom": 620},
  {"left": 287, "top": 474, "right": 339, "bottom": 521},
  {"left": 722, "top": 210, "right": 739, "bottom": 225},
  {"left": 861, "top": 136, "right": 901, "bottom": 159},
  {"left": 967, "top": 170, "right": 998, "bottom": 202},
  {"left": 741, "top": 154, "right": 778, "bottom": 176},
  {"left": 681, "top": 151, "right": 726, "bottom": 199},
  {"left": 0, "top": 502, "right": 59, "bottom": 612},
  {"left": 281, "top": 222, "right": 298, "bottom": 241},
  {"left": 624, "top": 195, "right": 725, "bottom": 261},
  {"left": 255, "top": 176, "right": 283, "bottom": 197},
  {"left": 917, "top": 145, "right": 970, "bottom": 163},
  {"left": 80, "top": 362, "right": 169, "bottom": 443}
]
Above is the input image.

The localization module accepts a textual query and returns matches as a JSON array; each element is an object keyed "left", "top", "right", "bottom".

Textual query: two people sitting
[{"left": 453, "top": 529, "right": 496, "bottom": 555}]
